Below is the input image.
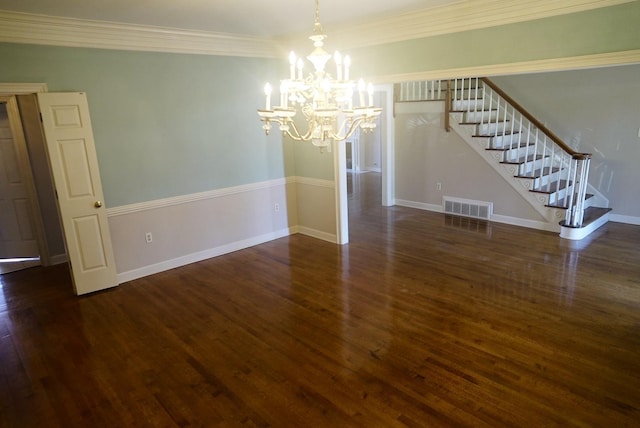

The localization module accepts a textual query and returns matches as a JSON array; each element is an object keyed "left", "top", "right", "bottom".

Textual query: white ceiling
[{"left": 0, "top": 0, "right": 461, "bottom": 37}]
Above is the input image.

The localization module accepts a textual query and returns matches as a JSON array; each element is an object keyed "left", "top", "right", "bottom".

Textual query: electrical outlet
[
  {"left": 145, "top": 232, "right": 152, "bottom": 243},
  {"left": 274, "top": 203, "right": 280, "bottom": 212}
]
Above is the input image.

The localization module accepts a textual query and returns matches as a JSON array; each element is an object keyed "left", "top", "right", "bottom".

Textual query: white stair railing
[{"left": 398, "top": 80, "right": 445, "bottom": 101}]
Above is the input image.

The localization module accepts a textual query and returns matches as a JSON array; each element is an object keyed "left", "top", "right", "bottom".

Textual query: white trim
[
  {"left": 333, "top": 139, "right": 349, "bottom": 245},
  {"left": 294, "top": 226, "right": 337, "bottom": 244},
  {"left": 394, "top": 199, "right": 559, "bottom": 232},
  {"left": 117, "top": 228, "right": 292, "bottom": 283},
  {"left": 107, "top": 177, "right": 294, "bottom": 217},
  {"left": 491, "top": 214, "right": 559, "bottom": 233},
  {"left": 376, "top": 50, "right": 640, "bottom": 83},
  {"left": 0, "top": 10, "right": 277, "bottom": 58},
  {"left": 379, "top": 84, "right": 395, "bottom": 207},
  {"left": 395, "top": 199, "right": 443, "bottom": 213},
  {"left": 49, "top": 253, "right": 67, "bottom": 265},
  {"left": 0, "top": 82, "right": 48, "bottom": 94},
  {"left": 560, "top": 212, "right": 610, "bottom": 240},
  {"left": 327, "top": 0, "right": 634, "bottom": 49},
  {"left": 610, "top": 214, "right": 640, "bottom": 226}
]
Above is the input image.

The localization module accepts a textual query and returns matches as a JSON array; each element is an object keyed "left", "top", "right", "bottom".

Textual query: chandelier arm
[
  {"left": 330, "top": 117, "right": 363, "bottom": 141},
  {"left": 281, "top": 119, "right": 316, "bottom": 141}
]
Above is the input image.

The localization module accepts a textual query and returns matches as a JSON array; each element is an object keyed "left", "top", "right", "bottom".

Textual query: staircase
[{"left": 397, "top": 78, "right": 610, "bottom": 240}]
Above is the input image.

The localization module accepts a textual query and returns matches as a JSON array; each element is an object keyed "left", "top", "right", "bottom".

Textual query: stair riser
[
  {"left": 542, "top": 172, "right": 566, "bottom": 189},
  {"left": 490, "top": 134, "right": 524, "bottom": 147},
  {"left": 547, "top": 187, "right": 572, "bottom": 206},
  {"left": 516, "top": 158, "right": 548, "bottom": 175},
  {"left": 501, "top": 145, "right": 538, "bottom": 161},
  {"left": 463, "top": 110, "right": 500, "bottom": 123},
  {"left": 532, "top": 171, "right": 565, "bottom": 190},
  {"left": 476, "top": 121, "right": 511, "bottom": 135},
  {"left": 453, "top": 99, "right": 487, "bottom": 111}
]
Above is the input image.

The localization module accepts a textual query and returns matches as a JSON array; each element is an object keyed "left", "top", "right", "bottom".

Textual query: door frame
[
  {"left": 335, "top": 83, "right": 395, "bottom": 244},
  {"left": 0, "top": 83, "right": 51, "bottom": 266},
  {"left": 0, "top": 94, "right": 49, "bottom": 266}
]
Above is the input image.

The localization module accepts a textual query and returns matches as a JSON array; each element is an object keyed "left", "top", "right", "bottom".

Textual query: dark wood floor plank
[{"left": 1, "top": 172, "right": 639, "bottom": 427}]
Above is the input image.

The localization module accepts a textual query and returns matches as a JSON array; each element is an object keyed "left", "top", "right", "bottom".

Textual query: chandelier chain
[{"left": 313, "top": 0, "right": 324, "bottom": 36}]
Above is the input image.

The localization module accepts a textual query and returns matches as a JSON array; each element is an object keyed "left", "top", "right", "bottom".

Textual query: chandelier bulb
[
  {"left": 264, "top": 83, "right": 273, "bottom": 110},
  {"left": 334, "top": 51, "right": 342, "bottom": 80},
  {"left": 297, "top": 58, "right": 304, "bottom": 80},
  {"left": 289, "top": 51, "right": 297, "bottom": 79}
]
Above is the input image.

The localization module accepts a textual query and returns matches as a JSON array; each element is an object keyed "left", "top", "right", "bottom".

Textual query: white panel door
[
  {"left": 0, "top": 99, "right": 40, "bottom": 259},
  {"left": 38, "top": 92, "right": 118, "bottom": 295}
]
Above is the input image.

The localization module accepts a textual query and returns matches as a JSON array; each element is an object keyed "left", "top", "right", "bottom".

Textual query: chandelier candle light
[{"left": 257, "top": 0, "right": 382, "bottom": 150}]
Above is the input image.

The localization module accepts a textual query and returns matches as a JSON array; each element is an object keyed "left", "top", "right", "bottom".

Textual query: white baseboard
[
  {"left": 491, "top": 214, "right": 559, "bottom": 233},
  {"left": 116, "top": 227, "right": 293, "bottom": 284},
  {"left": 49, "top": 253, "right": 68, "bottom": 265},
  {"left": 395, "top": 199, "right": 442, "bottom": 212},
  {"left": 609, "top": 213, "right": 640, "bottom": 226},
  {"left": 294, "top": 226, "right": 338, "bottom": 244},
  {"left": 560, "top": 213, "right": 610, "bottom": 240},
  {"left": 395, "top": 199, "right": 559, "bottom": 232}
]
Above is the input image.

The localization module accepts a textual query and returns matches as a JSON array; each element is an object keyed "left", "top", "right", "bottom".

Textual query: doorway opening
[
  {"left": 338, "top": 84, "right": 395, "bottom": 243},
  {"left": 0, "top": 84, "right": 65, "bottom": 277},
  {"left": 0, "top": 96, "right": 45, "bottom": 274}
]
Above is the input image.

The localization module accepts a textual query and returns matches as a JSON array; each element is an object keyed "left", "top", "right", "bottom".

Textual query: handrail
[{"left": 481, "top": 78, "right": 591, "bottom": 160}]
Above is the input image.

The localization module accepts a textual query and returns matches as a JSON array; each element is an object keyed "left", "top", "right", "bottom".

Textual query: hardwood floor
[{"left": 2, "top": 172, "right": 640, "bottom": 427}]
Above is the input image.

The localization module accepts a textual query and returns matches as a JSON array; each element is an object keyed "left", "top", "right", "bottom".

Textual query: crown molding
[
  {"left": 311, "top": 0, "right": 635, "bottom": 49},
  {"left": 0, "top": 1, "right": 632, "bottom": 58},
  {"left": 375, "top": 49, "right": 640, "bottom": 82},
  {"left": 0, "top": 10, "right": 278, "bottom": 58}
]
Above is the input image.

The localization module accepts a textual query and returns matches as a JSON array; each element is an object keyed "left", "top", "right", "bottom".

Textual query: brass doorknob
[{"left": 94, "top": 201, "right": 103, "bottom": 208}]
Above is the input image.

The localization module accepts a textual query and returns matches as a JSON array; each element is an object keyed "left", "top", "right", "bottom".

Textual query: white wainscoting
[{"left": 107, "top": 176, "right": 336, "bottom": 284}]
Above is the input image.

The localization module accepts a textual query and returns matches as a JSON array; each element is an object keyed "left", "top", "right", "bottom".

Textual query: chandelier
[{"left": 257, "top": 0, "right": 382, "bottom": 149}]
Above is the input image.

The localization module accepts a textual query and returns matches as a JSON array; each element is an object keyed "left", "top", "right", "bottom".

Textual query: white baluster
[
  {"left": 474, "top": 78, "right": 479, "bottom": 111},
  {"left": 523, "top": 123, "right": 531, "bottom": 175},
  {"left": 454, "top": 79, "right": 458, "bottom": 107},
  {"left": 480, "top": 85, "right": 486, "bottom": 127}
]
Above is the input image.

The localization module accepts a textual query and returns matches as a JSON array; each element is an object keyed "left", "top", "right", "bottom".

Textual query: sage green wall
[
  {"left": 350, "top": 2, "right": 640, "bottom": 79},
  {"left": 291, "top": 138, "right": 335, "bottom": 180},
  {"left": 0, "top": 42, "right": 286, "bottom": 207}
]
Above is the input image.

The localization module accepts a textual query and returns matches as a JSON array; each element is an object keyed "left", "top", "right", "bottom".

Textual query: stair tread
[
  {"left": 500, "top": 154, "right": 545, "bottom": 165},
  {"left": 474, "top": 130, "right": 521, "bottom": 138},
  {"left": 461, "top": 120, "right": 510, "bottom": 125},
  {"left": 514, "top": 166, "right": 561, "bottom": 178},
  {"left": 451, "top": 109, "right": 497, "bottom": 113},
  {"left": 547, "top": 193, "right": 594, "bottom": 209},
  {"left": 530, "top": 179, "right": 570, "bottom": 194},
  {"left": 487, "top": 142, "right": 537, "bottom": 152},
  {"left": 559, "top": 206, "right": 612, "bottom": 228}
]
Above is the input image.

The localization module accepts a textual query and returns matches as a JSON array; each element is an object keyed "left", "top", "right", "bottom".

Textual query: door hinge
[{"left": 39, "top": 112, "right": 43, "bottom": 122}]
